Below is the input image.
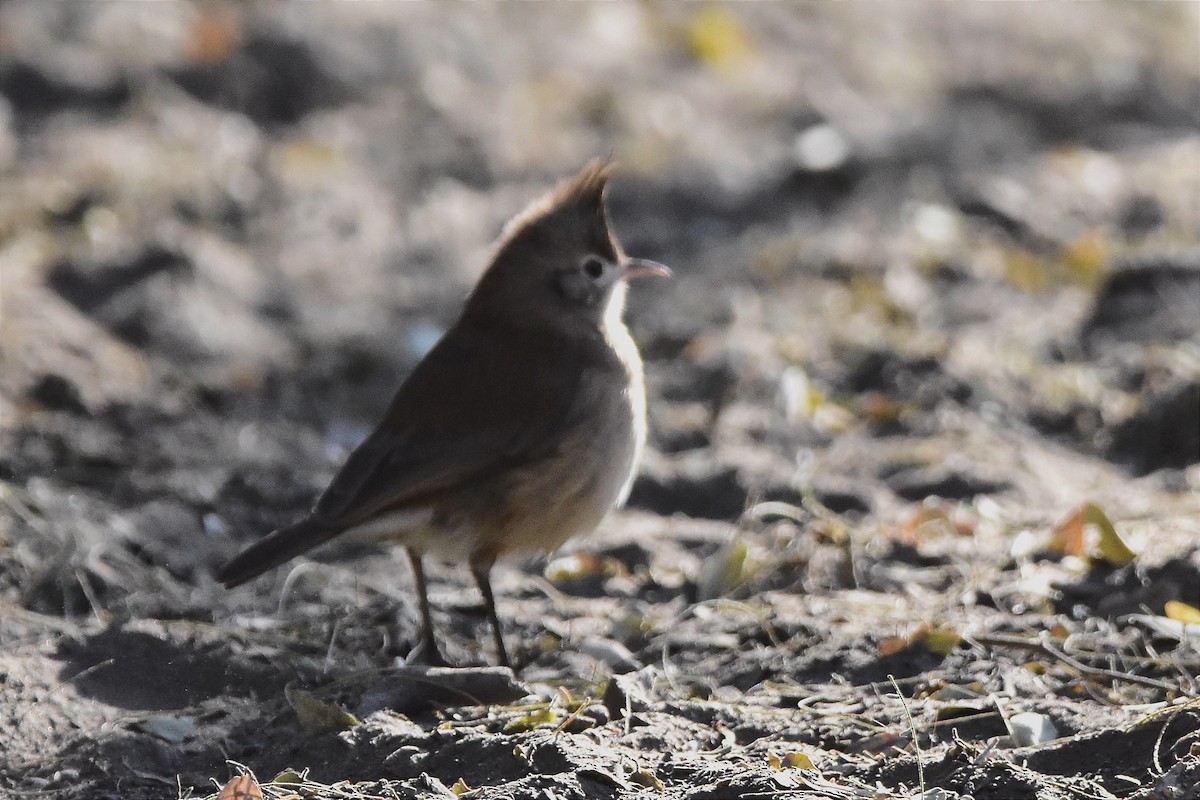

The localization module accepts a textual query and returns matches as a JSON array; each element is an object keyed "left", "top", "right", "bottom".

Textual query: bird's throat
[{"left": 602, "top": 282, "right": 629, "bottom": 332}]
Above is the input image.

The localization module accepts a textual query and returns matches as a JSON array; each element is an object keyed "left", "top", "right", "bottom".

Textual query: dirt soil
[{"left": 2, "top": 4, "right": 1199, "bottom": 800}]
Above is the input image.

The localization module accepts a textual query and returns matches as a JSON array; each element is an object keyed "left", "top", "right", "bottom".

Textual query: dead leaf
[
  {"left": 544, "top": 552, "right": 624, "bottom": 584},
  {"left": 1049, "top": 506, "right": 1087, "bottom": 558},
  {"left": 878, "top": 624, "right": 930, "bottom": 657},
  {"left": 1083, "top": 503, "right": 1136, "bottom": 565},
  {"left": 1165, "top": 601, "right": 1200, "bottom": 625},
  {"left": 769, "top": 751, "right": 817, "bottom": 770},
  {"left": 878, "top": 624, "right": 962, "bottom": 658},
  {"left": 627, "top": 767, "right": 665, "bottom": 791},
  {"left": 1049, "top": 502, "right": 1136, "bottom": 565},
  {"left": 896, "top": 501, "right": 978, "bottom": 546},
  {"left": 922, "top": 627, "right": 963, "bottom": 656},
  {"left": 217, "top": 774, "right": 262, "bottom": 800},
  {"left": 284, "top": 687, "right": 359, "bottom": 736}
]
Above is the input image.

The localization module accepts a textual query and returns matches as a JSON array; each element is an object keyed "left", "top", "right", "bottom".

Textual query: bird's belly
[
  {"left": 340, "top": 507, "right": 474, "bottom": 561},
  {"left": 497, "top": 442, "right": 637, "bottom": 555},
  {"left": 459, "top": 384, "right": 643, "bottom": 561},
  {"left": 344, "top": 352, "right": 647, "bottom": 565},
  {"left": 343, "top": 437, "right": 638, "bottom": 564}
]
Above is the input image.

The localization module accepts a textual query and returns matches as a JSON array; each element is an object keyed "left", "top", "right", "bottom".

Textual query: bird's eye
[{"left": 581, "top": 256, "right": 606, "bottom": 281}]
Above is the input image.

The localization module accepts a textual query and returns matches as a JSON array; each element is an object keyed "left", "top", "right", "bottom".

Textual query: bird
[{"left": 216, "top": 160, "right": 670, "bottom": 667}]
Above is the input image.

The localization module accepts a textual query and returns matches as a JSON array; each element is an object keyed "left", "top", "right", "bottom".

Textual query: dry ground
[{"left": 1, "top": 4, "right": 1199, "bottom": 799}]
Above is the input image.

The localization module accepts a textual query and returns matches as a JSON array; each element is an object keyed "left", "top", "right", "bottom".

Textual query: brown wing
[{"left": 312, "top": 320, "right": 608, "bottom": 527}]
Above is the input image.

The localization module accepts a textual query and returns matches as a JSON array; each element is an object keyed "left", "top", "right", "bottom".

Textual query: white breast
[{"left": 605, "top": 319, "right": 647, "bottom": 508}]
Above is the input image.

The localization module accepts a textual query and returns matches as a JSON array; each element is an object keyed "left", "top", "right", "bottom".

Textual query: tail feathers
[{"left": 216, "top": 517, "right": 340, "bottom": 588}]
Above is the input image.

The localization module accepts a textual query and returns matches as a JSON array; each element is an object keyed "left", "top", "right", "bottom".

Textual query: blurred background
[
  {"left": 1, "top": 3, "right": 1199, "bottom": 796},
  {"left": 1, "top": 0, "right": 1198, "bottom": 613}
]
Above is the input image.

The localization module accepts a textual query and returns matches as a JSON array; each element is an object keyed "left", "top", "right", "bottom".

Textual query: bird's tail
[{"left": 216, "top": 517, "right": 340, "bottom": 588}]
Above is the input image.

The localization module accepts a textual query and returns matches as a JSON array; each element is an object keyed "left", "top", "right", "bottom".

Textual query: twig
[
  {"left": 889, "top": 674, "right": 925, "bottom": 794},
  {"left": 551, "top": 696, "right": 594, "bottom": 737},
  {"left": 969, "top": 632, "right": 1191, "bottom": 695},
  {"left": 60, "top": 658, "right": 116, "bottom": 688}
]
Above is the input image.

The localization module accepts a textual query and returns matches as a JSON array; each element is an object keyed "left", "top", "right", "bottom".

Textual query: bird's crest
[{"left": 495, "top": 159, "right": 617, "bottom": 251}]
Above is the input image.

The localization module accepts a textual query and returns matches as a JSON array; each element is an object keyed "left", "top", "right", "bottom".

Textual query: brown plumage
[{"left": 216, "top": 160, "right": 669, "bottom": 667}]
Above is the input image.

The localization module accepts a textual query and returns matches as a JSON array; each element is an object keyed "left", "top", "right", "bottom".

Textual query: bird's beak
[{"left": 622, "top": 258, "right": 672, "bottom": 281}]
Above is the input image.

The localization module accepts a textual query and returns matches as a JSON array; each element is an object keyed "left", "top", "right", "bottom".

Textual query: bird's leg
[
  {"left": 406, "top": 547, "right": 446, "bottom": 667},
  {"left": 469, "top": 558, "right": 510, "bottom": 668}
]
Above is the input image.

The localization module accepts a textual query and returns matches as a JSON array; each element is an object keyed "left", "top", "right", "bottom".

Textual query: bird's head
[{"left": 464, "top": 160, "right": 670, "bottom": 332}]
